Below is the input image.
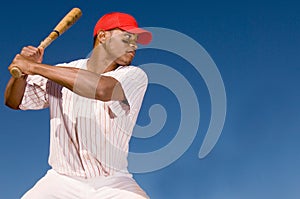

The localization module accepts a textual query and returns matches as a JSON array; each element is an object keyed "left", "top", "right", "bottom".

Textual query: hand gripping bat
[{"left": 10, "top": 7, "right": 82, "bottom": 78}]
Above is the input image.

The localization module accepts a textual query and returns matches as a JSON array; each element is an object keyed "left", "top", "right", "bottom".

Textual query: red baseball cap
[{"left": 93, "top": 12, "right": 152, "bottom": 45}]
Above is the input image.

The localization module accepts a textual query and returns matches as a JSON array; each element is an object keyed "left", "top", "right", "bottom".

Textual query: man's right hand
[
  {"left": 20, "top": 46, "right": 44, "bottom": 63},
  {"left": 8, "top": 46, "right": 44, "bottom": 76}
]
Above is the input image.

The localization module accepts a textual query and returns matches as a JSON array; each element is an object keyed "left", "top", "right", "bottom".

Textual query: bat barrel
[{"left": 54, "top": 7, "right": 82, "bottom": 35}]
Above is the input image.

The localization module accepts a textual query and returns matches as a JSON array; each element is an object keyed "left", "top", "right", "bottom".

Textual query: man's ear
[{"left": 97, "top": 30, "right": 106, "bottom": 43}]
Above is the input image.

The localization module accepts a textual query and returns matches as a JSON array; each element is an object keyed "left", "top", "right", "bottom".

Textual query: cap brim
[{"left": 120, "top": 26, "right": 152, "bottom": 45}]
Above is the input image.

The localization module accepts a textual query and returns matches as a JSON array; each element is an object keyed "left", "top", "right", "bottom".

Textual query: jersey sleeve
[
  {"left": 103, "top": 66, "right": 148, "bottom": 118},
  {"left": 19, "top": 61, "right": 77, "bottom": 110},
  {"left": 19, "top": 75, "right": 49, "bottom": 110}
]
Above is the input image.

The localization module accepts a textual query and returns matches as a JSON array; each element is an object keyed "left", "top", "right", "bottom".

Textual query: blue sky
[{"left": 1, "top": 0, "right": 300, "bottom": 199}]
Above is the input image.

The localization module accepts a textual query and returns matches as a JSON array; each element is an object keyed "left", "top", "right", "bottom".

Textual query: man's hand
[
  {"left": 8, "top": 46, "right": 44, "bottom": 76},
  {"left": 21, "top": 46, "right": 44, "bottom": 63}
]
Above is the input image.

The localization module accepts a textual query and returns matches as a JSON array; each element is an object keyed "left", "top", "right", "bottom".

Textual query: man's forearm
[
  {"left": 31, "top": 63, "right": 125, "bottom": 101},
  {"left": 4, "top": 76, "right": 27, "bottom": 109}
]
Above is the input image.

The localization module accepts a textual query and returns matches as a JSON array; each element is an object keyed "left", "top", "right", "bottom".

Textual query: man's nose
[{"left": 129, "top": 43, "right": 138, "bottom": 50}]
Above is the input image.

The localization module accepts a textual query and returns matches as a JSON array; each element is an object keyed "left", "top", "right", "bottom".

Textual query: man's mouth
[{"left": 126, "top": 51, "right": 135, "bottom": 57}]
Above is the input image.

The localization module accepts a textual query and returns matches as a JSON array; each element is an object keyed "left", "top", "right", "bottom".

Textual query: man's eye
[
  {"left": 124, "top": 34, "right": 131, "bottom": 40},
  {"left": 122, "top": 34, "right": 132, "bottom": 43},
  {"left": 122, "top": 39, "right": 130, "bottom": 44}
]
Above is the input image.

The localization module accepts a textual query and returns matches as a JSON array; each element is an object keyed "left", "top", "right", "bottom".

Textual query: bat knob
[{"left": 10, "top": 66, "right": 23, "bottom": 78}]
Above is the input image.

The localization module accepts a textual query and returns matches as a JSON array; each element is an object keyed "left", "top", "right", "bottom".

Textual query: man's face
[{"left": 104, "top": 29, "right": 138, "bottom": 66}]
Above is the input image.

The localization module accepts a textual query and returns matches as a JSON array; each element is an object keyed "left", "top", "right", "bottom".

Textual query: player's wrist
[{"left": 29, "top": 62, "right": 41, "bottom": 75}]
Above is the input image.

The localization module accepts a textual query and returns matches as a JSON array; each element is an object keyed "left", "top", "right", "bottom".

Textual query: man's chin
[
  {"left": 123, "top": 61, "right": 132, "bottom": 66},
  {"left": 116, "top": 59, "right": 132, "bottom": 66}
]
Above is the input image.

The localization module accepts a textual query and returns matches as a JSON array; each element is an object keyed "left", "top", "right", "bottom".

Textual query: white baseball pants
[{"left": 21, "top": 169, "right": 150, "bottom": 199}]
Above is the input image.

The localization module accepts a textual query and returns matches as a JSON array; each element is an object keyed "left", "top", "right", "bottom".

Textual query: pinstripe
[{"left": 20, "top": 59, "right": 148, "bottom": 179}]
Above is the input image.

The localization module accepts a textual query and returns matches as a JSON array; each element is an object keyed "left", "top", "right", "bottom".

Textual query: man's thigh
[
  {"left": 21, "top": 170, "right": 85, "bottom": 199},
  {"left": 90, "top": 176, "right": 150, "bottom": 199},
  {"left": 21, "top": 170, "right": 149, "bottom": 199}
]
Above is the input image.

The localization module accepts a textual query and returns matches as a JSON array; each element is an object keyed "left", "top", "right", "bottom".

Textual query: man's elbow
[
  {"left": 95, "top": 87, "right": 111, "bottom": 102},
  {"left": 95, "top": 79, "right": 124, "bottom": 102},
  {"left": 4, "top": 99, "right": 20, "bottom": 110}
]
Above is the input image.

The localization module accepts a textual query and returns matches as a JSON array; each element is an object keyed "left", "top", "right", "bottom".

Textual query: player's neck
[{"left": 87, "top": 47, "right": 118, "bottom": 74}]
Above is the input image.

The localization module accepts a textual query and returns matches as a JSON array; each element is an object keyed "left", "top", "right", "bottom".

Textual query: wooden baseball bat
[{"left": 10, "top": 7, "right": 82, "bottom": 78}]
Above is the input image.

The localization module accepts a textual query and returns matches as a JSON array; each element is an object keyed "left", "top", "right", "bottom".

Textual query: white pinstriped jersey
[{"left": 20, "top": 59, "right": 148, "bottom": 178}]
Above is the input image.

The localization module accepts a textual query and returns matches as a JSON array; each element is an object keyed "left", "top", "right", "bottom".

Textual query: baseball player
[{"left": 5, "top": 12, "right": 152, "bottom": 199}]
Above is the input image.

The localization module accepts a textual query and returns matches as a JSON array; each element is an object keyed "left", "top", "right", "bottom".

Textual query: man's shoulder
[
  {"left": 55, "top": 58, "right": 87, "bottom": 69},
  {"left": 115, "top": 65, "right": 146, "bottom": 75},
  {"left": 104, "top": 65, "right": 148, "bottom": 83}
]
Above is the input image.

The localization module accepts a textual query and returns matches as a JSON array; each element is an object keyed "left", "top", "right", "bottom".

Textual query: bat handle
[
  {"left": 9, "top": 44, "right": 43, "bottom": 78},
  {"left": 10, "top": 66, "right": 23, "bottom": 78},
  {"left": 9, "top": 31, "right": 58, "bottom": 78}
]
